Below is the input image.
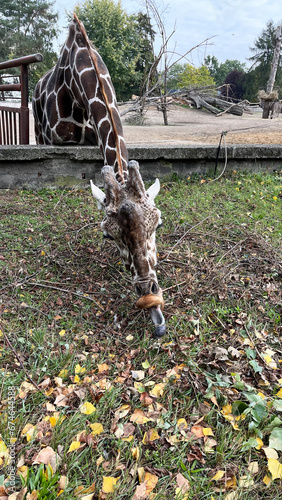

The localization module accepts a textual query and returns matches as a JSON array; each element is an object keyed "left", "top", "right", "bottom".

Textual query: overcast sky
[{"left": 54, "top": 0, "right": 282, "bottom": 68}]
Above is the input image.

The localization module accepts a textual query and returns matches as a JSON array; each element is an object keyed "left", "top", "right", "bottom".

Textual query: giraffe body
[
  {"left": 32, "top": 16, "right": 166, "bottom": 336},
  {"left": 33, "top": 16, "right": 128, "bottom": 174}
]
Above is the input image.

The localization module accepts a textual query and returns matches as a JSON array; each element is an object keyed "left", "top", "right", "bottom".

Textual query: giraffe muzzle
[{"left": 136, "top": 292, "right": 166, "bottom": 338}]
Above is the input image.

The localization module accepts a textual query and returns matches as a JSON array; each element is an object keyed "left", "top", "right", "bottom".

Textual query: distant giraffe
[{"left": 32, "top": 15, "right": 166, "bottom": 336}]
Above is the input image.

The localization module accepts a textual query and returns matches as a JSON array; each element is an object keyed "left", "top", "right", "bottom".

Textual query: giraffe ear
[
  {"left": 146, "top": 178, "right": 160, "bottom": 201},
  {"left": 90, "top": 179, "right": 105, "bottom": 210}
]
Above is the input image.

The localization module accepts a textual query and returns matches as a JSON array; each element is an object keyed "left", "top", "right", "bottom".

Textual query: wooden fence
[{"left": 0, "top": 53, "right": 42, "bottom": 145}]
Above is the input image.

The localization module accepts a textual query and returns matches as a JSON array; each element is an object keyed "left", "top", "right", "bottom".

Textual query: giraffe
[{"left": 32, "top": 14, "right": 166, "bottom": 337}]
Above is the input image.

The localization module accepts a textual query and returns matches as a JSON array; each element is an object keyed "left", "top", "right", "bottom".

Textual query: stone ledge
[{"left": 0, "top": 144, "right": 281, "bottom": 189}]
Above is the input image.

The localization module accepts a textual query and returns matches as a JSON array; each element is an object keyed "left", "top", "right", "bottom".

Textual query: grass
[{"left": 0, "top": 170, "right": 281, "bottom": 499}]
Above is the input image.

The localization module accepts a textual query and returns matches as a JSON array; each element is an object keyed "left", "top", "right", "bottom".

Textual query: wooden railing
[{"left": 0, "top": 53, "right": 42, "bottom": 145}]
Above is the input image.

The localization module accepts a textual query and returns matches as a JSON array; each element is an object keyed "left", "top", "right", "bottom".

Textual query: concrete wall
[{"left": 0, "top": 144, "right": 281, "bottom": 189}]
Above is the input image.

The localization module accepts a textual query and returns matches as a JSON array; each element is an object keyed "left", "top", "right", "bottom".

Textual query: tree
[
  {"left": 73, "top": 0, "right": 155, "bottom": 101},
  {"left": 246, "top": 19, "right": 282, "bottom": 97},
  {"left": 204, "top": 55, "right": 246, "bottom": 86},
  {"left": 0, "top": 0, "right": 59, "bottom": 94},
  {"left": 166, "top": 63, "right": 185, "bottom": 91},
  {"left": 221, "top": 70, "right": 246, "bottom": 101},
  {"left": 179, "top": 64, "right": 215, "bottom": 88}
]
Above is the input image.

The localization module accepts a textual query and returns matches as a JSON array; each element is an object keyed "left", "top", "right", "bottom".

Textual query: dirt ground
[
  {"left": 121, "top": 104, "right": 282, "bottom": 146},
  {"left": 29, "top": 103, "right": 282, "bottom": 146}
]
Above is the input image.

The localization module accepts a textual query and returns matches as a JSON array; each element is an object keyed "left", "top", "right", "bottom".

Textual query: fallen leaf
[
  {"left": 89, "top": 423, "right": 104, "bottom": 436},
  {"left": 191, "top": 425, "right": 204, "bottom": 438},
  {"left": 98, "top": 363, "right": 109, "bottom": 373},
  {"left": 130, "top": 409, "right": 151, "bottom": 425},
  {"left": 114, "top": 404, "right": 131, "bottom": 421},
  {"left": 268, "top": 458, "right": 282, "bottom": 480},
  {"left": 248, "top": 461, "right": 259, "bottom": 474},
  {"left": 132, "top": 481, "right": 147, "bottom": 500},
  {"left": 149, "top": 383, "right": 165, "bottom": 397},
  {"left": 264, "top": 447, "right": 279, "bottom": 460},
  {"left": 203, "top": 427, "right": 214, "bottom": 436},
  {"left": 176, "top": 472, "right": 190, "bottom": 493},
  {"left": 255, "top": 437, "right": 264, "bottom": 450},
  {"left": 142, "top": 428, "right": 160, "bottom": 445},
  {"left": 67, "top": 441, "right": 81, "bottom": 453},
  {"left": 101, "top": 476, "right": 119, "bottom": 493},
  {"left": 238, "top": 475, "right": 254, "bottom": 488},
  {"left": 131, "top": 370, "right": 145, "bottom": 381},
  {"left": 32, "top": 446, "right": 60, "bottom": 472},
  {"left": 269, "top": 427, "right": 282, "bottom": 451},
  {"left": 131, "top": 447, "right": 140, "bottom": 460},
  {"left": 211, "top": 470, "right": 225, "bottom": 481},
  {"left": 177, "top": 418, "right": 188, "bottom": 429},
  {"left": 80, "top": 402, "right": 96, "bottom": 415}
]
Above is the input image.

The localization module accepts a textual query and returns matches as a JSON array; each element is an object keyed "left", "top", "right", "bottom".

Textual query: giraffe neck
[
  {"left": 73, "top": 14, "right": 125, "bottom": 181},
  {"left": 72, "top": 14, "right": 127, "bottom": 182}
]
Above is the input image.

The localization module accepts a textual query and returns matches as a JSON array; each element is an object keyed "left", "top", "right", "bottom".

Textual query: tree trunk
[
  {"left": 263, "top": 25, "right": 282, "bottom": 118},
  {"left": 266, "top": 25, "right": 282, "bottom": 94}
]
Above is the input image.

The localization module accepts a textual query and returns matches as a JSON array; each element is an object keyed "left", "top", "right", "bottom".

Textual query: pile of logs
[
  {"left": 120, "top": 87, "right": 250, "bottom": 117},
  {"left": 175, "top": 91, "right": 244, "bottom": 116}
]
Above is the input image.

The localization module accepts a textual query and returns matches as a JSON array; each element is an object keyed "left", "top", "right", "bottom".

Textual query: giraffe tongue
[{"left": 149, "top": 306, "right": 166, "bottom": 338}]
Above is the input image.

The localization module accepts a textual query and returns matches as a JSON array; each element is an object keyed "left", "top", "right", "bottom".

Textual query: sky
[{"left": 54, "top": 0, "right": 282, "bottom": 69}]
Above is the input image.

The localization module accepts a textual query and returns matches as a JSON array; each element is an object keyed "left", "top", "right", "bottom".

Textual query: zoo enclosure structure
[{"left": 0, "top": 53, "right": 42, "bottom": 145}]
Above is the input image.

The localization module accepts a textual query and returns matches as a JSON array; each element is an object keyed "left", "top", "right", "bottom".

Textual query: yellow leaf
[
  {"left": 211, "top": 470, "right": 225, "bottom": 481},
  {"left": 96, "top": 455, "right": 104, "bottom": 467},
  {"left": 89, "top": 423, "right": 103, "bottom": 435},
  {"left": 21, "top": 423, "right": 36, "bottom": 442},
  {"left": 80, "top": 402, "right": 96, "bottom": 415},
  {"left": 144, "top": 472, "right": 158, "bottom": 494},
  {"left": 263, "top": 474, "right": 272, "bottom": 485},
  {"left": 142, "top": 429, "right": 160, "bottom": 445},
  {"left": 267, "top": 458, "right": 282, "bottom": 480},
  {"left": 221, "top": 404, "right": 232, "bottom": 415},
  {"left": 138, "top": 467, "right": 145, "bottom": 483},
  {"left": 131, "top": 447, "right": 140, "bottom": 460},
  {"left": 41, "top": 250, "right": 46, "bottom": 256},
  {"left": 68, "top": 441, "right": 81, "bottom": 453},
  {"left": 149, "top": 383, "right": 165, "bottom": 397},
  {"left": 102, "top": 476, "right": 119, "bottom": 493},
  {"left": 58, "top": 330, "right": 66, "bottom": 337},
  {"left": 75, "top": 364, "right": 86, "bottom": 374},
  {"left": 255, "top": 437, "right": 264, "bottom": 450},
  {"left": 59, "top": 369, "right": 68, "bottom": 378},
  {"left": 203, "top": 427, "right": 214, "bottom": 436},
  {"left": 177, "top": 418, "right": 188, "bottom": 429},
  {"left": 276, "top": 388, "right": 282, "bottom": 398},
  {"left": 49, "top": 416, "right": 58, "bottom": 427}
]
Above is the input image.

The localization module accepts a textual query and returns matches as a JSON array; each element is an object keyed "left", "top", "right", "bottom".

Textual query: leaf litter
[{"left": 0, "top": 172, "right": 281, "bottom": 498}]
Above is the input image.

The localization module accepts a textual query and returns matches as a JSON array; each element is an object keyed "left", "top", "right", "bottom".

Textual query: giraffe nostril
[
  {"left": 151, "top": 282, "right": 158, "bottom": 294},
  {"left": 135, "top": 285, "right": 142, "bottom": 297}
]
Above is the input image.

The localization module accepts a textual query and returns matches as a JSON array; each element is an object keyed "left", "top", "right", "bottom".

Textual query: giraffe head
[{"left": 91, "top": 161, "right": 166, "bottom": 337}]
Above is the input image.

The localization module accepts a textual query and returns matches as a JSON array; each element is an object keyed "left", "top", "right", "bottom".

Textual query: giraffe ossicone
[{"left": 32, "top": 15, "right": 166, "bottom": 337}]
